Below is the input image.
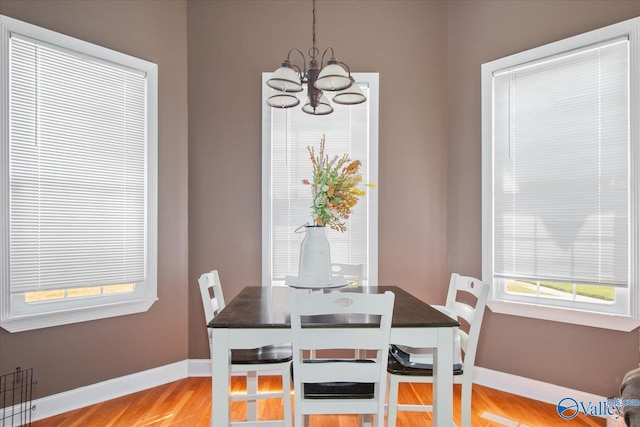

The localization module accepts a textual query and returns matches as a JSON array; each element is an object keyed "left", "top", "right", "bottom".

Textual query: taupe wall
[
  {"left": 0, "top": 0, "right": 189, "bottom": 398},
  {"left": 0, "top": 0, "right": 638, "bottom": 405},
  {"left": 447, "top": 1, "right": 640, "bottom": 397},
  {"left": 187, "top": 0, "right": 450, "bottom": 358}
]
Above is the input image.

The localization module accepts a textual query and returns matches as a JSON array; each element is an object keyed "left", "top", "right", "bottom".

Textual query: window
[
  {"left": 0, "top": 15, "right": 158, "bottom": 332},
  {"left": 482, "top": 17, "right": 639, "bottom": 325},
  {"left": 261, "top": 73, "right": 378, "bottom": 286}
]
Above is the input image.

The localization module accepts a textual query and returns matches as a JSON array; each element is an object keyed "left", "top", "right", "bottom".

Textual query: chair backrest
[
  {"left": 198, "top": 270, "right": 226, "bottom": 329},
  {"left": 290, "top": 290, "right": 395, "bottom": 396},
  {"left": 331, "top": 263, "right": 364, "bottom": 286},
  {"left": 444, "top": 273, "right": 490, "bottom": 368}
]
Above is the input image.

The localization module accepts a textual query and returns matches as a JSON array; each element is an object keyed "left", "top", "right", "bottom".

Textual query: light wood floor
[{"left": 31, "top": 376, "right": 606, "bottom": 426}]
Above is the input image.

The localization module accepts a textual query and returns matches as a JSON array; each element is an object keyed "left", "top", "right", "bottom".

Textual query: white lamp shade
[
  {"left": 302, "top": 95, "right": 333, "bottom": 115},
  {"left": 267, "top": 92, "right": 301, "bottom": 108},
  {"left": 267, "top": 66, "right": 303, "bottom": 92},
  {"left": 332, "top": 82, "right": 366, "bottom": 105},
  {"left": 314, "top": 63, "right": 351, "bottom": 91}
]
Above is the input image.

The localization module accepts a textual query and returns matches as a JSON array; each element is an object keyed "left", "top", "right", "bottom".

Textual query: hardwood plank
[{"left": 31, "top": 376, "right": 606, "bottom": 426}]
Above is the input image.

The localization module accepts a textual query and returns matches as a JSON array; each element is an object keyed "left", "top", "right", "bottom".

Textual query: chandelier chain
[{"left": 312, "top": 0, "right": 317, "bottom": 56}]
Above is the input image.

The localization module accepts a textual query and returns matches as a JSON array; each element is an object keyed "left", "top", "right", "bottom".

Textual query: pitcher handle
[{"left": 295, "top": 223, "right": 310, "bottom": 233}]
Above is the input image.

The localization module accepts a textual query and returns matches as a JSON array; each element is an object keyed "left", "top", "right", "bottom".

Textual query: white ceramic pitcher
[{"left": 297, "top": 225, "right": 332, "bottom": 287}]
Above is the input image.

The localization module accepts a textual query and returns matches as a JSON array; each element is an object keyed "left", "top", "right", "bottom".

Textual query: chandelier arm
[
  {"left": 320, "top": 47, "right": 335, "bottom": 68},
  {"left": 337, "top": 61, "right": 352, "bottom": 78},
  {"left": 286, "top": 48, "right": 307, "bottom": 77},
  {"left": 288, "top": 62, "right": 303, "bottom": 79}
]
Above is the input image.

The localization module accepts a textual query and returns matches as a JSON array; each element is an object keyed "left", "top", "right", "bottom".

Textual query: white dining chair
[
  {"left": 199, "top": 270, "right": 293, "bottom": 427},
  {"left": 289, "top": 290, "right": 395, "bottom": 427},
  {"left": 386, "top": 273, "right": 490, "bottom": 427},
  {"left": 331, "top": 263, "right": 364, "bottom": 286}
]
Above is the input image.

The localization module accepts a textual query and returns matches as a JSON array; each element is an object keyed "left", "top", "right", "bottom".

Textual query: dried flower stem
[{"left": 303, "top": 135, "right": 370, "bottom": 232}]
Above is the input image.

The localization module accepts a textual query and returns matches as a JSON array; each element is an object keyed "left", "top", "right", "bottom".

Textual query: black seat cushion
[
  {"left": 387, "top": 350, "right": 463, "bottom": 377},
  {"left": 231, "top": 344, "right": 292, "bottom": 364},
  {"left": 295, "top": 359, "right": 375, "bottom": 399},
  {"left": 304, "top": 381, "right": 374, "bottom": 399}
]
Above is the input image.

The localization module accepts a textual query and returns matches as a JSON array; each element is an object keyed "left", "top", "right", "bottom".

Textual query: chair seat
[
  {"left": 387, "top": 352, "right": 463, "bottom": 377},
  {"left": 231, "top": 344, "right": 293, "bottom": 364}
]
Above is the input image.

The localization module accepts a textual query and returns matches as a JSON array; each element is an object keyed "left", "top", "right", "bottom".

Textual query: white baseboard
[
  {"left": 29, "top": 360, "right": 188, "bottom": 422},
  {"left": 187, "top": 359, "right": 283, "bottom": 378},
  {"left": 188, "top": 358, "right": 212, "bottom": 377},
  {"left": 474, "top": 366, "right": 607, "bottom": 406},
  {"left": 25, "top": 360, "right": 607, "bottom": 423}
]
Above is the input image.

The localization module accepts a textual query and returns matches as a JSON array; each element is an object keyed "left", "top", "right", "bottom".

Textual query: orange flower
[{"left": 327, "top": 183, "right": 335, "bottom": 197}]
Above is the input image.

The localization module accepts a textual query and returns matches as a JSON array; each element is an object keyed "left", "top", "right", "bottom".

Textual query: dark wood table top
[{"left": 209, "top": 285, "right": 459, "bottom": 329}]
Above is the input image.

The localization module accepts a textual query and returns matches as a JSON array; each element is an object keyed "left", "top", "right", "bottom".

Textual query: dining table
[{"left": 208, "top": 285, "right": 459, "bottom": 426}]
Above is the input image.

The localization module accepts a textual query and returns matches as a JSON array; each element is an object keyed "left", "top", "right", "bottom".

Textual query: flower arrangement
[{"left": 302, "top": 135, "right": 374, "bottom": 232}]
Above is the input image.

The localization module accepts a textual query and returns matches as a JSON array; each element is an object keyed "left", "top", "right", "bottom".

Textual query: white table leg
[
  {"left": 433, "top": 326, "right": 454, "bottom": 426},
  {"left": 211, "top": 328, "right": 231, "bottom": 427}
]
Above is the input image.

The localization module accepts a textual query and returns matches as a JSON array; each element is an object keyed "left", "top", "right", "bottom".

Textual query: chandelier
[{"left": 266, "top": 0, "right": 366, "bottom": 116}]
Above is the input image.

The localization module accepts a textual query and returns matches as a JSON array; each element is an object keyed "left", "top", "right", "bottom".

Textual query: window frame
[
  {"left": 481, "top": 17, "right": 640, "bottom": 330},
  {"left": 0, "top": 15, "right": 158, "bottom": 332},
  {"left": 261, "top": 72, "right": 379, "bottom": 287}
]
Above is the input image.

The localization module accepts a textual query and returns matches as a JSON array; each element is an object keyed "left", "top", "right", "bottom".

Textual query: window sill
[
  {"left": 0, "top": 297, "right": 157, "bottom": 333},
  {"left": 487, "top": 299, "right": 640, "bottom": 332}
]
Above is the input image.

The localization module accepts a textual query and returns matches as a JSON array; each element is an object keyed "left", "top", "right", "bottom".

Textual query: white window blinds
[
  {"left": 492, "top": 37, "right": 629, "bottom": 287},
  {"left": 9, "top": 34, "right": 148, "bottom": 293},
  {"left": 270, "top": 85, "right": 371, "bottom": 283}
]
